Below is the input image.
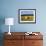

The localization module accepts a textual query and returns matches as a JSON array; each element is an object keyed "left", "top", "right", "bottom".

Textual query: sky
[{"left": 21, "top": 10, "right": 33, "bottom": 15}]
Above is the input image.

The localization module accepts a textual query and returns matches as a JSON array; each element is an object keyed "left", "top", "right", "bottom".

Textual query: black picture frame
[{"left": 18, "top": 9, "right": 36, "bottom": 24}]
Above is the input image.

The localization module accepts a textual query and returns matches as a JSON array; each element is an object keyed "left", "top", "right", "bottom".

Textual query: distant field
[
  {"left": 21, "top": 14, "right": 34, "bottom": 16},
  {"left": 21, "top": 14, "right": 34, "bottom": 21}
]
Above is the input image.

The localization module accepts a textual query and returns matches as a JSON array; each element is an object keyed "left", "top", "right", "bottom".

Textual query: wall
[
  {"left": 0, "top": 0, "right": 46, "bottom": 46},
  {"left": 0, "top": 0, "right": 46, "bottom": 32}
]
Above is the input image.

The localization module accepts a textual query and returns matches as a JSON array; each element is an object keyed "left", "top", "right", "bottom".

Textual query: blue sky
[{"left": 21, "top": 10, "right": 33, "bottom": 15}]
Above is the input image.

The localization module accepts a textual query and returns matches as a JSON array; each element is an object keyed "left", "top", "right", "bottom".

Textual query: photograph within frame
[{"left": 18, "top": 9, "right": 36, "bottom": 24}]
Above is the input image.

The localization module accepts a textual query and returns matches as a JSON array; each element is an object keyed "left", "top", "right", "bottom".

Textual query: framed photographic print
[{"left": 18, "top": 9, "right": 36, "bottom": 24}]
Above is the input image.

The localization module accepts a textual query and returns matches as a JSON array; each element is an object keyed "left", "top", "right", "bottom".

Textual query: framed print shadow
[{"left": 18, "top": 9, "right": 36, "bottom": 24}]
